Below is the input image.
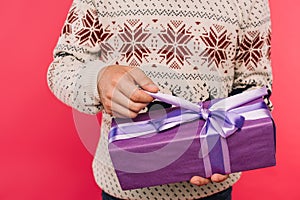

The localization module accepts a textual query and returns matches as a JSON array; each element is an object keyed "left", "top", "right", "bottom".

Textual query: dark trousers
[{"left": 102, "top": 187, "right": 232, "bottom": 200}]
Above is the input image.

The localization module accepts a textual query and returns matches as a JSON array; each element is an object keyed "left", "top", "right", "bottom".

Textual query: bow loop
[
  {"left": 204, "top": 110, "right": 245, "bottom": 138},
  {"left": 109, "top": 87, "right": 269, "bottom": 143}
]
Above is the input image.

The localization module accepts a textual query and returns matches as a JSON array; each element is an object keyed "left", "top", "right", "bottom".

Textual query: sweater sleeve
[
  {"left": 231, "top": 0, "right": 273, "bottom": 110},
  {"left": 47, "top": 0, "right": 107, "bottom": 114}
]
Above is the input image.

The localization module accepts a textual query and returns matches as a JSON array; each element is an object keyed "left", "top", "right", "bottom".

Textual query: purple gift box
[{"left": 108, "top": 88, "right": 276, "bottom": 190}]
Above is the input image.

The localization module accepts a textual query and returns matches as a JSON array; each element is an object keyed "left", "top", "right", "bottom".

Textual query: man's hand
[
  {"left": 97, "top": 65, "right": 159, "bottom": 118},
  {"left": 190, "top": 174, "right": 229, "bottom": 186}
]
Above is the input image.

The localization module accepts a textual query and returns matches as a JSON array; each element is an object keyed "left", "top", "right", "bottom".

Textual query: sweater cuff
[{"left": 78, "top": 60, "right": 107, "bottom": 111}]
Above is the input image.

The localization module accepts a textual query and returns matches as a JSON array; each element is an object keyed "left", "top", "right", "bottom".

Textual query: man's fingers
[
  {"left": 107, "top": 101, "right": 139, "bottom": 118},
  {"left": 142, "top": 83, "right": 159, "bottom": 93},
  {"left": 128, "top": 67, "right": 159, "bottom": 93},
  {"left": 110, "top": 90, "right": 148, "bottom": 113},
  {"left": 130, "top": 88, "right": 155, "bottom": 103},
  {"left": 210, "top": 174, "right": 229, "bottom": 183},
  {"left": 190, "top": 176, "right": 210, "bottom": 186},
  {"left": 190, "top": 174, "right": 229, "bottom": 186},
  {"left": 117, "top": 80, "right": 155, "bottom": 103},
  {"left": 98, "top": 65, "right": 158, "bottom": 116}
]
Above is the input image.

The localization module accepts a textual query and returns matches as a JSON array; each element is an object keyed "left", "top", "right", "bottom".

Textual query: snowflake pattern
[
  {"left": 266, "top": 29, "right": 271, "bottom": 60},
  {"left": 99, "top": 26, "right": 114, "bottom": 61},
  {"left": 118, "top": 20, "right": 151, "bottom": 66},
  {"left": 200, "top": 25, "right": 232, "bottom": 68},
  {"left": 76, "top": 9, "right": 103, "bottom": 46},
  {"left": 158, "top": 21, "right": 194, "bottom": 69},
  {"left": 236, "top": 31, "right": 265, "bottom": 71},
  {"left": 62, "top": 6, "right": 78, "bottom": 36}
]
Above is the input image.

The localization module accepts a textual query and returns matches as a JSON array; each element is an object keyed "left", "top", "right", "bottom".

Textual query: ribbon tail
[
  {"left": 199, "top": 136, "right": 213, "bottom": 177},
  {"left": 199, "top": 120, "right": 219, "bottom": 177},
  {"left": 220, "top": 137, "right": 231, "bottom": 174},
  {"left": 199, "top": 125, "right": 231, "bottom": 177}
]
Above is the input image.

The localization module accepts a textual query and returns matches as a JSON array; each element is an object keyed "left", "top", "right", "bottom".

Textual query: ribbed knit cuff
[{"left": 77, "top": 60, "right": 107, "bottom": 113}]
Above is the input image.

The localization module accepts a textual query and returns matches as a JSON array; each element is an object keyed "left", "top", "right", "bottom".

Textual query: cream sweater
[{"left": 47, "top": 0, "right": 272, "bottom": 199}]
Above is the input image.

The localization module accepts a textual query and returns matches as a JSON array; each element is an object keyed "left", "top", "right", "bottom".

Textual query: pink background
[{"left": 0, "top": 0, "right": 299, "bottom": 199}]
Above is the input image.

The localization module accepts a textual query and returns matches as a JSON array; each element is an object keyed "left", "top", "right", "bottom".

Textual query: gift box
[{"left": 108, "top": 87, "right": 276, "bottom": 190}]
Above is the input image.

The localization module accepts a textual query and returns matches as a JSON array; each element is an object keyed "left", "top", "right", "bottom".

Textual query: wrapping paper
[{"left": 108, "top": 88, "right": 276, "bottom": 190}]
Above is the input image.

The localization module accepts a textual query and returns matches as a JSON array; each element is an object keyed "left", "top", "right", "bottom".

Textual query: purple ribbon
[{"left": 109, "top": 87, "right": 271, "bottom": 176}]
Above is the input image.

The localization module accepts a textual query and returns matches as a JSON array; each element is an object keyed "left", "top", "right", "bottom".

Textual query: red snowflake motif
[
  {"left": 200, "top": 25, "right": 232, "bottom": 68},
  {"left": 158, "top": 22, "right": 194, "bottom": 69},
  {"left": 118, "top": 21, "right": 151, "bottom": 66},
  {"left": 76, "top": 9, "right": 110, "bottom": 47},
  {"left": 99, "top": 35, "right": 114, "bottom": 61},
  {"left": 266, "top": 29, "right": 271, "bottom": 60},
  {"left": 62, "top": 6, "right": 78, "bottom": 36},
  {"left": 236, "top": 31, "right": 265, "bottom": 71}
]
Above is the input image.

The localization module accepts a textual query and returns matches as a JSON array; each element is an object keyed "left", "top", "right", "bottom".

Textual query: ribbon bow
[
  {"left": 198, "top": 104, "right": 245, "bottom": 138},
  {"left": 109, "top": 87, "right": 270, "bottom": 143}
]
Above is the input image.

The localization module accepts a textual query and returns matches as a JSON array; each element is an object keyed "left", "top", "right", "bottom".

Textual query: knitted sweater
[{"left": 47, "top": 0, "right": 272, "bottom": 199}]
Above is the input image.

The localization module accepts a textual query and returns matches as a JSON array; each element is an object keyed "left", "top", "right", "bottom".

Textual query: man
[{"left": 47, "top": 0, "right": 273, "bottom": 199}]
